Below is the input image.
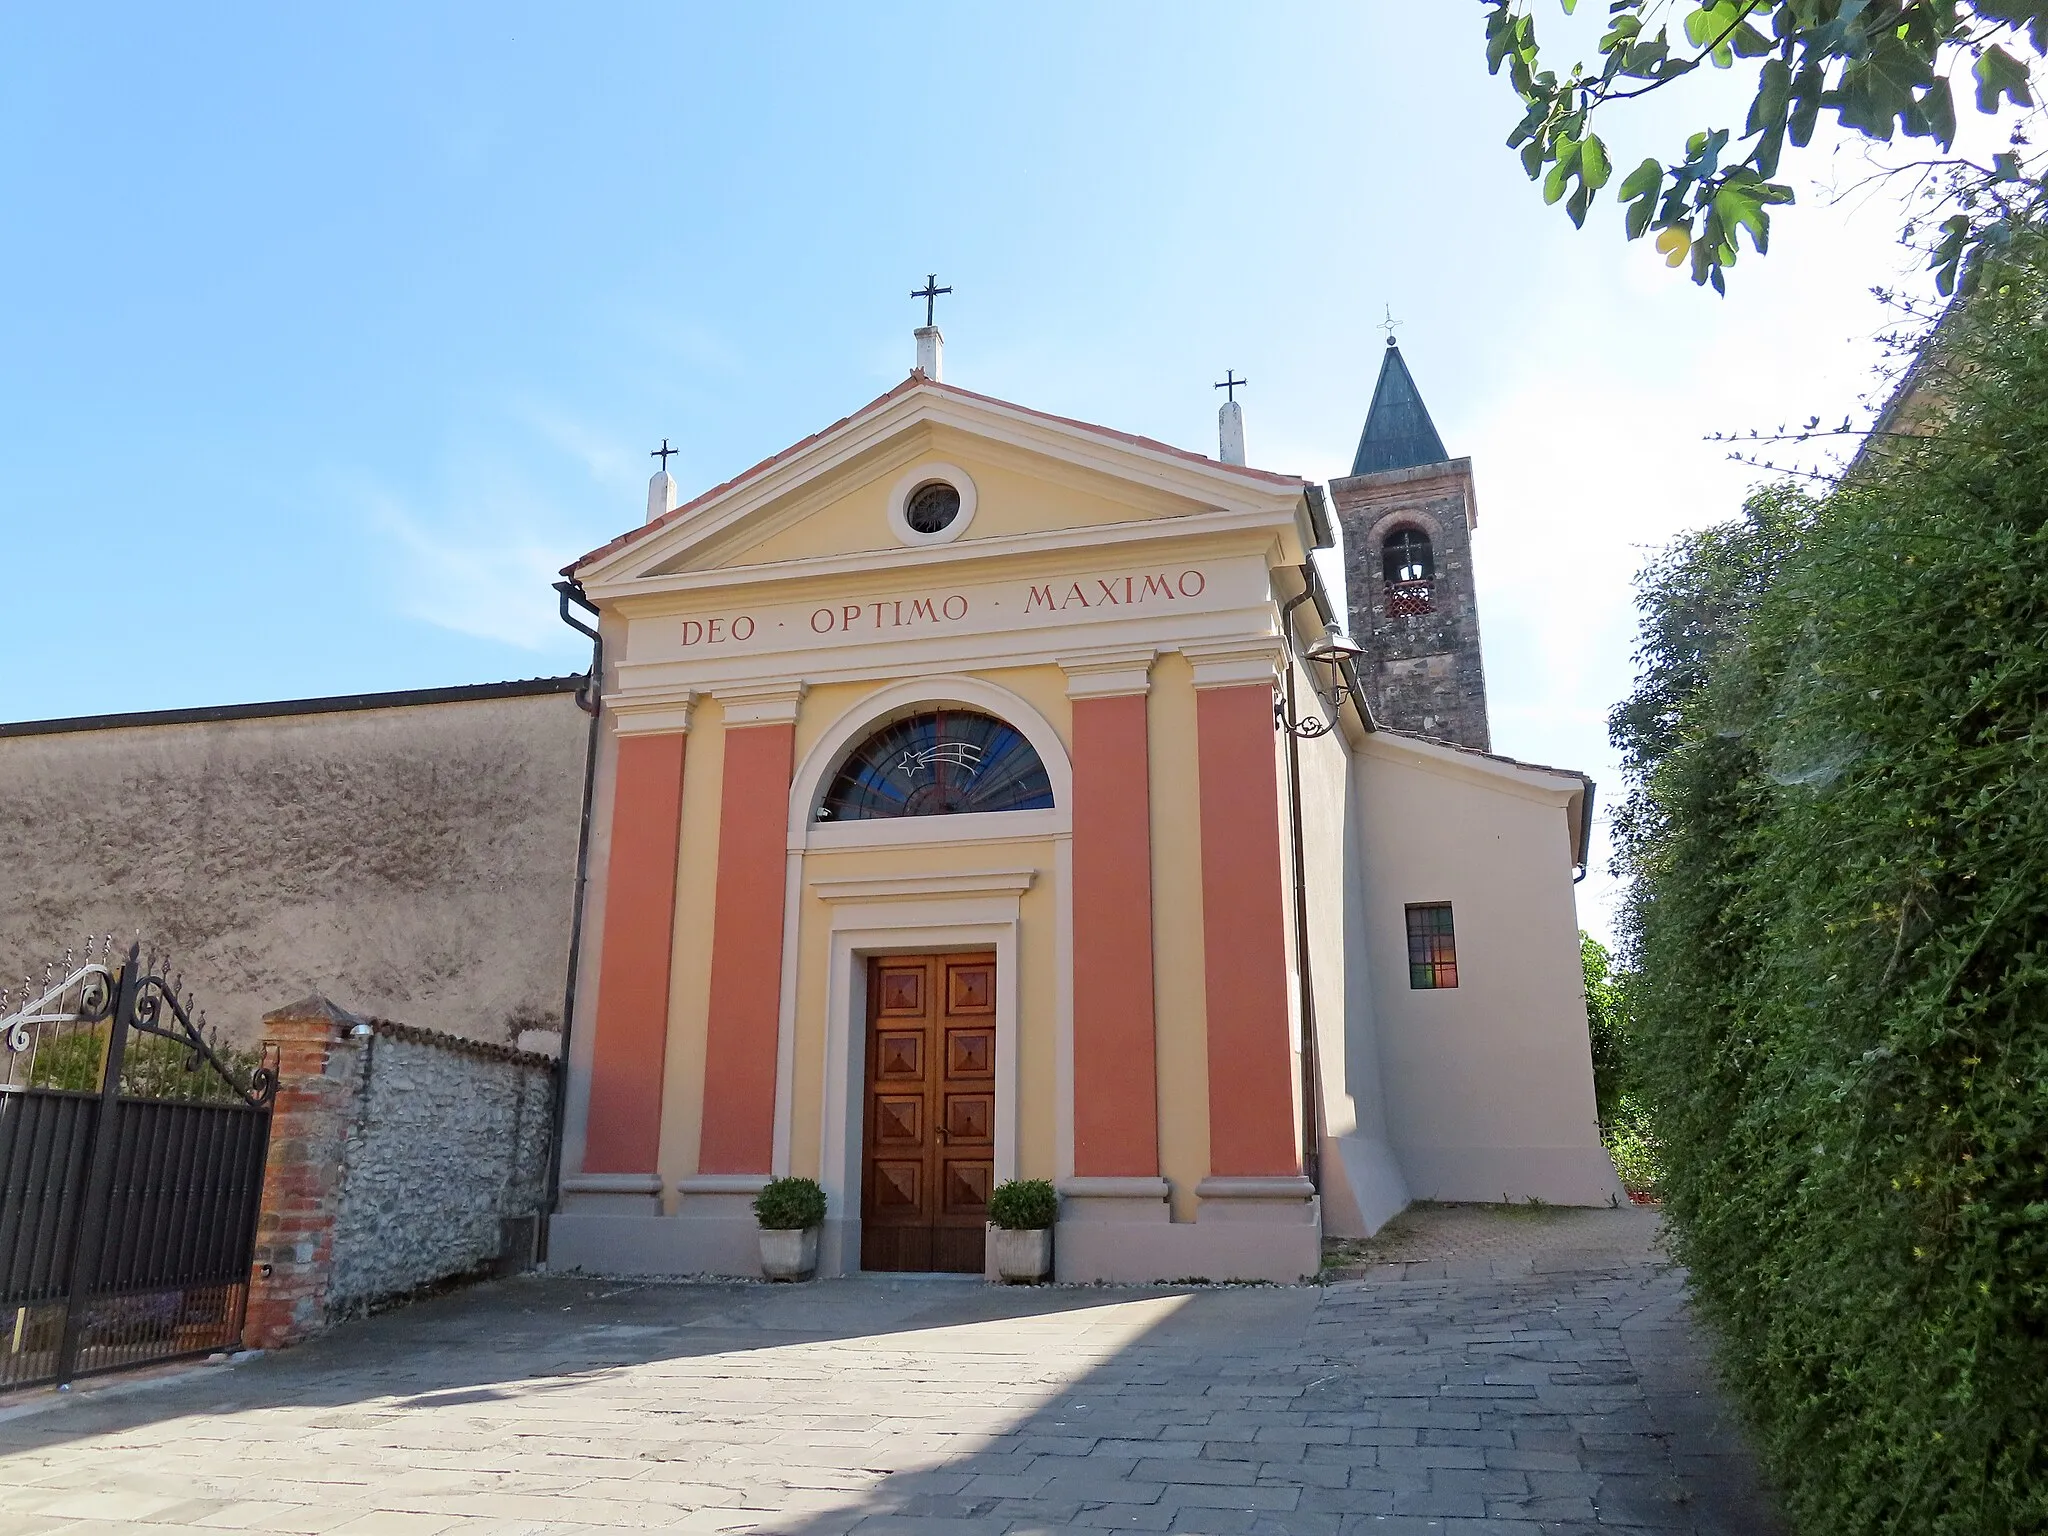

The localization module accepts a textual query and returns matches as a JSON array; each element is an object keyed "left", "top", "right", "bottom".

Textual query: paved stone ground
[
  {"left": 1320, "top": 1202, "right": 1668, "bottom": 1281},
  {"left": 0, "top": 1206, "right": 1781, "bottom": 1534}
]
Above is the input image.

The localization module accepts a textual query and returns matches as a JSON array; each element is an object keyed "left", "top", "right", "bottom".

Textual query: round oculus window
[{"left": 903, "top": 480, "right": 963, "bottom": 535}]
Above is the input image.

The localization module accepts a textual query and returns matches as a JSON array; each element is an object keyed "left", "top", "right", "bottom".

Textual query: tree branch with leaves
[{"left": 1484, "top": 1, "right": 2047, "bottom": 293}]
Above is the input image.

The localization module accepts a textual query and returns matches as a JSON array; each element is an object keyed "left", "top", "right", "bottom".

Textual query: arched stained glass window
[{"left": 817, "top": 709, "right": 1054, "bottom": 821}]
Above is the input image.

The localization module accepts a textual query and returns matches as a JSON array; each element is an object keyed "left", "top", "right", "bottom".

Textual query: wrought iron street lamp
[{"left": 1277, "top": 620, "right": 1365, "bottom": 739}]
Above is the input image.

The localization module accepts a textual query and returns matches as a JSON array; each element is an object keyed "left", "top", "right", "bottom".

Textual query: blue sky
[{"left": 0, "top": 5, "right": 1957, "bottom": 934}]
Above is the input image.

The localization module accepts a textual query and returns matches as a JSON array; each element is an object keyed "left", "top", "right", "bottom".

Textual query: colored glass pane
[
  {"left": 818, "top": 709, "right": 1053, "bottom": 821},
  {"left": 1405, "top": 902, "right": 1459, "bottom": 989}
]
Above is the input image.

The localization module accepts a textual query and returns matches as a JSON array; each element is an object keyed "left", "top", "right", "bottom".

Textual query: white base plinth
[
  {"left": 1055, "top": 1177, "right": 1320, "bottom": 1284},
  {"left": 550, "top": 1175, "right": 771, "bottom": 1277},
  {"left": 1395, "top": 1145, "right": 1626, "bottom": 1208},
  {"left": 552, "top": 1177, "right": 1328, "bottom": 1284}
]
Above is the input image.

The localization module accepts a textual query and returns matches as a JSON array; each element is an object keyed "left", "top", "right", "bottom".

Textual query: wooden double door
[{"left": 860, "top": 951, "right": 996, "bottom": 1273}]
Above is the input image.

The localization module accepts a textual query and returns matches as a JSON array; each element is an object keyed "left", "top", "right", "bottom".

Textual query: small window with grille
[{"left": 1405, "top": 903, "right": 1458, "bottom": 989}]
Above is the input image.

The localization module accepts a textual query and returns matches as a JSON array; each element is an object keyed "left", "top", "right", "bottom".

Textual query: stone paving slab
[
  {"left": 0, "top": 1208, "right": 1781, "bottom": 1534},
  {"left": 1320, "top": 1202, "right": 1666, "bottom": 1282}
]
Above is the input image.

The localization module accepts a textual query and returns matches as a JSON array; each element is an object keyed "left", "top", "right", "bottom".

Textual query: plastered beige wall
[
  {"left": 1146, "top": 652, "right": 1209, "bottom": 1221},
  {"left": 0, "top": 690, "right": 586, "bottom": 1045},
  {"left": 1290, "top": 659, "right": 1357, "bottom": 1141},
  {"left": 653, "top": 694, "right": 727, "bottom": 1200},
  {"left": 1354, "top": 739, "right": 1613, "bottom": 1201}
]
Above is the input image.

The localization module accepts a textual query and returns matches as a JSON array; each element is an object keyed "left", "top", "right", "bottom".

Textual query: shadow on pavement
[{"left": 0, "top": 1251, "right": 1785, "bottom": 1534}]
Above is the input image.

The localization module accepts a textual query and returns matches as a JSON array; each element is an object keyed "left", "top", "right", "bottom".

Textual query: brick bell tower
[{"left": 1329, "top": 337, "right": 1491, "bottom": 751}]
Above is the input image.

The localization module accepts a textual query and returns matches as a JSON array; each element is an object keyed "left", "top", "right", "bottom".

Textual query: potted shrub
[
  {"left": 987, "top": 1178, "right": 1057, "bottom": 1283},
  {"left": 753, "top": 1176, "right": 826, "bottom": 1281}
]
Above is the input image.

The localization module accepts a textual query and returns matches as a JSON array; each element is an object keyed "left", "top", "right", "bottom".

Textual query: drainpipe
[
  {"left": 542, "top": 577, "right": 604, "bottom": 1252},
  {"left": 1572, "top": 777, "right": 1597, "bottom": 884},
  {"left": 1278, "top": 575, "right": 1325, "bottom": 1192}
]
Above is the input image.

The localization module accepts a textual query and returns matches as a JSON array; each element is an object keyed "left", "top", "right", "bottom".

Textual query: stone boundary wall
[{"left": 246, "top": 996, "right": 557, "bottom": 1350}]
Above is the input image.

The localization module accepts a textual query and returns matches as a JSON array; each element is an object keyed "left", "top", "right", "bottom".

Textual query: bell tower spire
[{"left": 1352, "top": 337, "right": 1451, "bottom": 476}]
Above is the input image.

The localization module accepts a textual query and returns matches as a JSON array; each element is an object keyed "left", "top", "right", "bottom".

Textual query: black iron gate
[{"left": 0, "top": 941, "right": 276, "bottom": 1390}]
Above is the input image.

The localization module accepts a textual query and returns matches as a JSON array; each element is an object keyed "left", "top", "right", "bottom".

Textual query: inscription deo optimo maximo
[{"left": 678, "top": 568, "right": 1209, "bottom": 648}]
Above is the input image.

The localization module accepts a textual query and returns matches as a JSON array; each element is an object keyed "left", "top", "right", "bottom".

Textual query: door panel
[{"left": 860, "top": 952, "right": 997, "bottom": 1273}]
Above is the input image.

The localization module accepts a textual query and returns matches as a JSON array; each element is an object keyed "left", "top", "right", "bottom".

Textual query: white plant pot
[
  {"left": 992, "top": 1225, "right": 1052, "bottom": 1283},
  {"left": 759, "top": 1226, "right": 818, "bottom": 1281}
]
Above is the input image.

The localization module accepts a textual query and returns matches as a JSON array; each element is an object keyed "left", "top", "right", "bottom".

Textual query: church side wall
[
  {"left": 1353, "top": 741, "right": 1620, "bottom": 1206},
  {"left": 1292, "top": 683, "right": 1350, "bottom": 1165},
  {"left": 1290, "top": 659, "right": 1410, "bottom": 1239},
  {"left": 1330, "top": 737, "right": 1411, "bottom": 1236},
  {"left": 0, "top": 689, "right": 587, "bottom": 1046}
]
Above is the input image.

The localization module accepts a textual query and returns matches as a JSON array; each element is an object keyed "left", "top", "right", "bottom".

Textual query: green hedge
[{"left": 1611, "top": 261, "right": 2048, "bottom": 1533}]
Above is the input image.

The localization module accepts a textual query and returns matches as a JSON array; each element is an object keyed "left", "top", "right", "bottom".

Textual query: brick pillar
[{"left": 243, "top": 997, "right": 362, "bottom": 1351}]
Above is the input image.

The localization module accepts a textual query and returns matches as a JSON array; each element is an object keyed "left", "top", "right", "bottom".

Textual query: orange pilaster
[
  {"left": 697, "top": 722, "right": 797, "bottom": 1174},
  {"left": 582, "top": 731, "right": 688, "bottom": 1173},
  {"left": 1194, "top": 682, "right": 1300, "bottom": 1177},
  {"left": 1070, "top": 692, "right": 1162, "bottom": 1176}
]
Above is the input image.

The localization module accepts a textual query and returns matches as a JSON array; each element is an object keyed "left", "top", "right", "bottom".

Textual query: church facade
[{"left": 550, "top": 326, "right": 1617, "bottom": 1284}]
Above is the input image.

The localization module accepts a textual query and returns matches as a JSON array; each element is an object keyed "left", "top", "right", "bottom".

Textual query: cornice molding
[{"left": 586, "top": 502, "right": 1299, "bottom": 606}]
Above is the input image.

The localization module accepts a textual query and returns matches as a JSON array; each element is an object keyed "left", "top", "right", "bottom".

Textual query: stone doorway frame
[
  {"left": 776, "top": 674, "right": 1080, "bottom": 1278},
  {"left": 810, "top": 873, "right": 1031, "bottom": 1278}
]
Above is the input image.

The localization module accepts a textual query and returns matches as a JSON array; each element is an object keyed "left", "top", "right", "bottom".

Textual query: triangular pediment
[{"left": 571, "top": 378, "right": 1311, "bottom": 591}]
